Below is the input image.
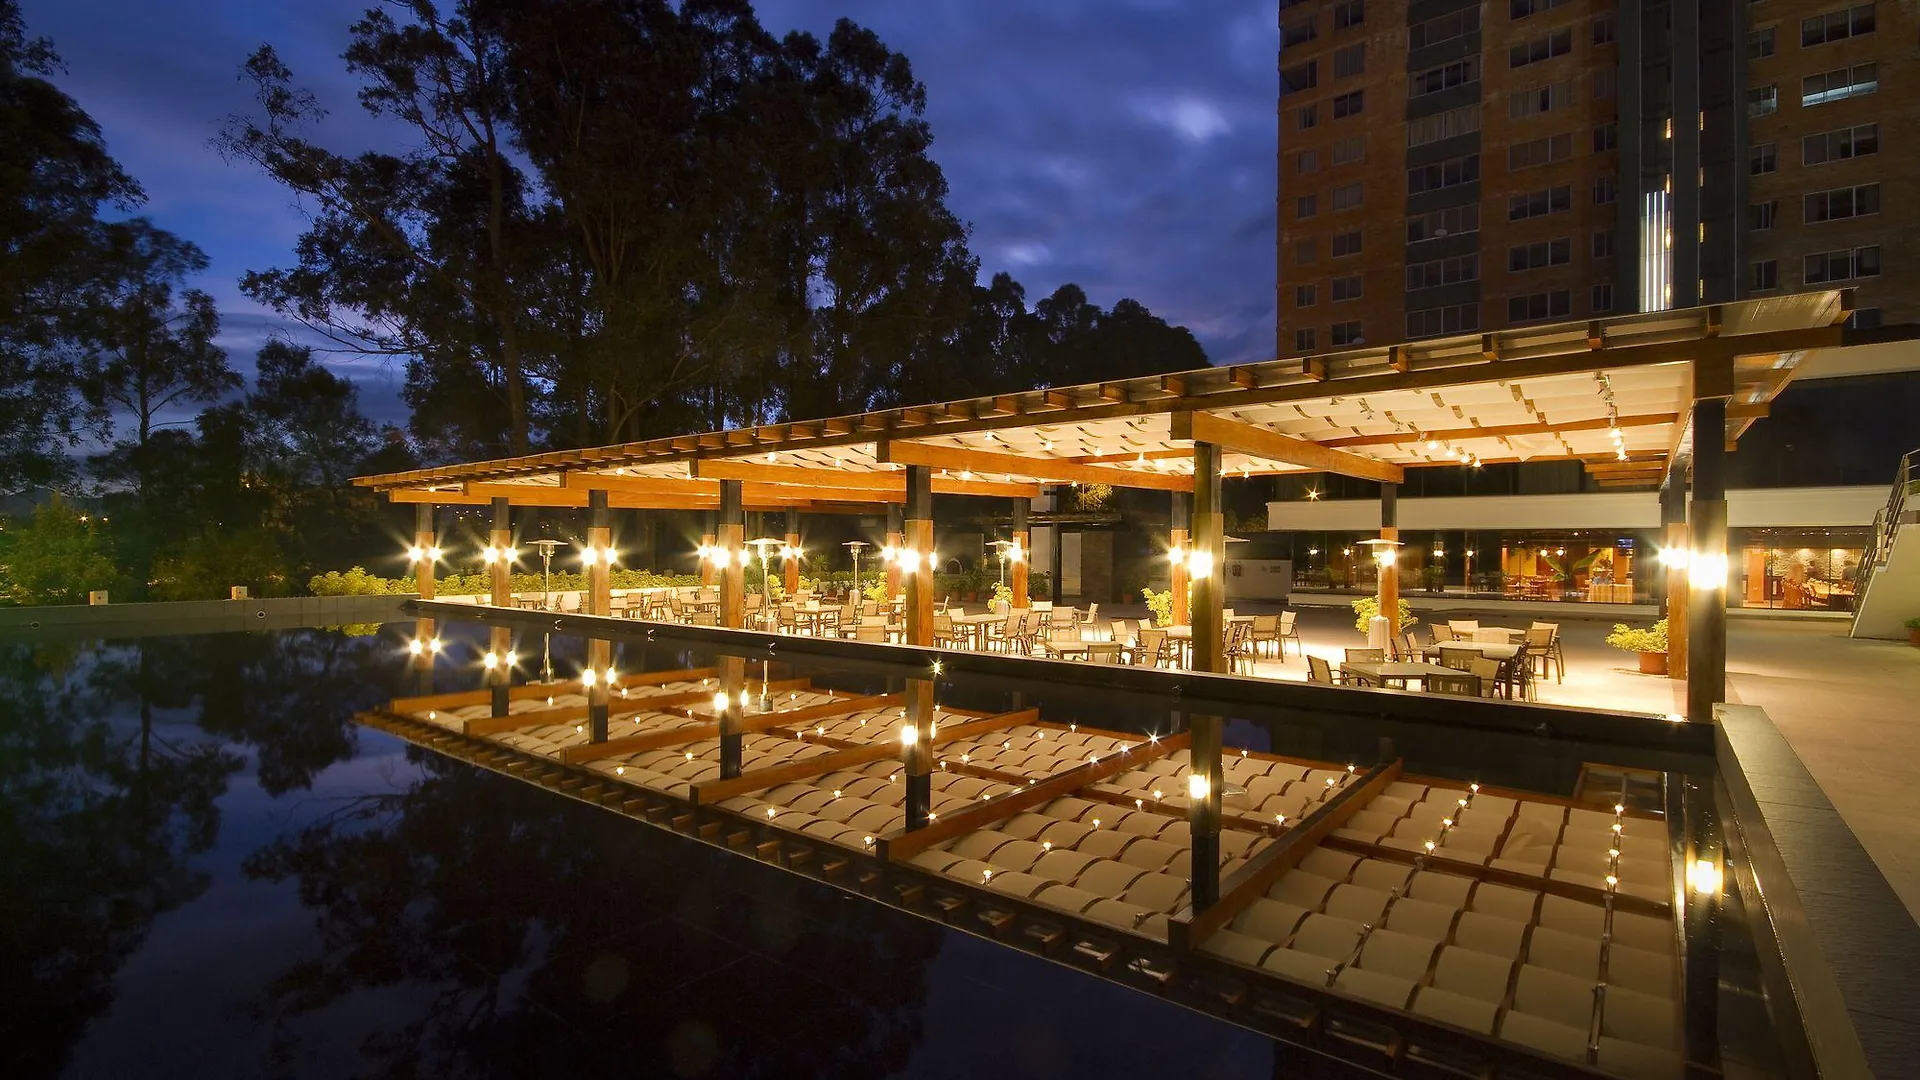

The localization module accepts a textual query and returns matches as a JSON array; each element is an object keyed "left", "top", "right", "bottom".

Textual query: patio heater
[
  {"left": 527, "top": 538, "right": 563, "bottom": 611},
  {"left": 843, "top": 540, "right": 869, "bottom": 597},
  {"left": 746, "top": 537, "right": 786, "bottom": 625},
  {"left": 987, "top": 538, "right": 1018, "bottom": 587},
  {"left": 1357, "top": 538, "right": 1405, "bottom": 650}
]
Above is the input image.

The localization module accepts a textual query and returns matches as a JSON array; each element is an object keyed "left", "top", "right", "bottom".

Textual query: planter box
[{"left": 1638, "top": 650, "right": 1669, "bottom": 675}]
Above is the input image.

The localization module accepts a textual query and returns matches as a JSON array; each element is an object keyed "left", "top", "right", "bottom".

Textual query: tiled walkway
[{"left": 1132, "top": 604, "right": 1920, "bottom": 921}]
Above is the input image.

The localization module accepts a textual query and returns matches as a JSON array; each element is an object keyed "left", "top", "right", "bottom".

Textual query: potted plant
[
  {"left": 1350, "top": 596, "right": 1416, "bottom": 633},
  {"left": 1905, "top": 616, "right": 1920, "bottom": 647},
  {"left": 1606, "top": 618, "right": 1670, "bottom": 675},
  {"left": 989, "top": 581, "right": 1014, "bottom": 614},
  {"left": 1140, "top": 587, "right": 1175, "bottom": 627}
]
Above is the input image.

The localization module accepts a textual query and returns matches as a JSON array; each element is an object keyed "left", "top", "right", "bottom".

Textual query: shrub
[
  {"left": 1140, "top": 587, "right": 1175, "bottom": 627},
  {"left": 1351, "top": 596, "right": 1416, "bottom": 631},
  {"left": 1605, "top": 618, "right": 1669, "bottom": 653},
  {"left": 309, "top": 566, "right": 412, "bottom": 596},
  {"left": 0, "top": 498, "right": 117, "bottom": 605}
]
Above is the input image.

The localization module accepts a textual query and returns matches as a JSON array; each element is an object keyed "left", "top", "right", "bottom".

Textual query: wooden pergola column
[
  {"left": 1170, "top": 492, "right": 1192, "bottom": 627},
  {"left": 903, "top": 677, "right": 934, "bottom": 830},
  {"left": 489, "top": 496, "right": 511, "bottom": 608},
  {"left": 718, "top": 481, "right": 745, "bottom": 628},
  {"left": 586, "top": 488, "right": 611, "bottom": 617},
  {"left": 884, "top": 504, "right": 904, "bottom": 598},
  {"left": 1687, "top": 397, "right": 1729, "bottom": 722},
  {"left": 719, "top": 655, "right": 744, "bottom": 778},
  {"left": 413, "top": 502, "right": 436, "bottom": 676},
  {"left": 1190, "top": 442, "right": 1225, "bottom": 674},
  {"left": 1662, "top": 472, "right": 1690, "bottom": 681},
  {"left": 904, "top": 465, "right": 934, "bottom": 646},
  {"left": 699, "top": 511, "right": 717, "bottom": 586},
  {"left": 1379, "top": 482, "right": 1400, "bottom": 640},
  {"left": 1009, "top": 498, "right": 1030, "bottom": 608},
  {"left": 784, "top": 514, "right": 801, "bottom": 596}
]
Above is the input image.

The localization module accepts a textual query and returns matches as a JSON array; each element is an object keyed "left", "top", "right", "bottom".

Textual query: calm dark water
[{"left": 1, "top": 627, "right": 1310, "bottom": 1080}]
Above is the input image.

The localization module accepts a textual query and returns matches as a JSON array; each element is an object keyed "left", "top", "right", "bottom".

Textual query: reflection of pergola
[{"left": 362, "top": 292, "right": 1854, "bottom": 723}]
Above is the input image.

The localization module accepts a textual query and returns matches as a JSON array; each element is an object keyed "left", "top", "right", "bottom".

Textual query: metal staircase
[{"left": 1850, "top": 449, "right": 1920, "bottom": 639}]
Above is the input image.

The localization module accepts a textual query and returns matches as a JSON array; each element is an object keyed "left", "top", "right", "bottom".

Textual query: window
[
  {"left": 1296, "top": 240, "right": 1317, "bottom": 264},
  {"left": 1509, "top": 81, "right": 1573, "bottom": 119},
  {"left": 1409, "top": 154, "right": 1480, "bottom": 193},
  {"left": 1334, "top": 0, "right": 1365, "bottom": 30},
  {"left": 1803, "top": 246, "right": 1880, "bottom": 283},
  {"left": 1408, "top": 104, "right": 1481, "bottom": 148},
  {"left": 1804, "top": 183, "right": 1880, "bottom": 223},
  {"left": 1749, "top": 143, "right": 1777, "bottom": 174},
  {"left": 1802, "top": 64, "right": 1876, "bottom": 106},
  {"left": 1509, "top": 133, "right": 1574, "bottom": 170},
  {"left": 1593, "top": 14, "right": 1616, "bottom": 44},
  {"left": 1333, "top": 90, "right": 1365, "bottom": 119},
  {"left": 1332, "top": 182, "right": 1364, "bottom": 210},
  {"left": 1331, "top": 136, "right": 1365, "bottom": 165},
  {"left": 1594, "top": 175, "right": 1618, "bottom": 203},
  {"left": 1749, "top": 200, "right": 1777, "bottom": 229},
  {"left": 1593, "top": 122, "right": 1618, "bottom": 152},
  {"left": 1331, "top": 320, "right": 1363, "bottom": 346},
  {"left": 1332, "top": 230, "right": 1363, "bottom": 257},
  {"left": 1591, "top": 283, "right": 1614, "bottom": 313},
  {"left": 1748, "top": 26, "right": 1776, "bottom": 58},
  {"left": 1406, "top": 203, "right": 1481, "bottom": 243},
  {"left": 1281, "top": 61, "right": 1318, "bottom": 96},
  {"left": 1294, "top": 327, "right": 1317, "bottom": 352},
  {"left": 1593, "top": 69, "right": 1617, "bottom": 99},
  {"left": 1406, "top": 254, "right": 1480, "bottom": 290},
  {"left": 1509, "top": 185, "right": 1572, "bottom": 220},
  {"left": 1747, "top": 85, "right": 1778, "bottom": 118},
  {"left": 1334, "top": 44, "right": 1366, "bottom": 79},
  {"left": 1410, "top": 7, "right": 1479, "bottom": 50},
  {"left": 1295, "top": 149, "right": 1320, "bottom": 174},
  {"left": 1508, "top": 290, "right": 1571, "bottom": 323},
  {"left": 1849, "top": 308, "right": 1882, "bottom": 330},
  {"left": 1802, "top": 123, "right": 1878, "bottom": 165},
  {"left": 1407, "top": 303, "right": 1480, "bottom": 339},
  {"left": 1592, "top": 229, "right": 1616, "bottom": 258},
  {"left": 1295, "top": 194, "right": 1318, "bottom": 219},
  {"left": 1411, "top": 58, "right": 1480, "bottom": 98},
  {"left": 1510, "top": 0, "right": 1572, "bottom": 19},
  {"left": 1801, "top": 4, "right": 1874, "bottom": 46},
  {"left": 1295, "top": 284, "right": 1317, "bottom": 307},
  {"left": 1751, "top": 260, "right": 1778, "bottom": 290},
  {"left": 1296, "top": 104, "right": 1319, "bottom": 129},
  {"left": 1332, "top": 275, "right": 1364, "bottom": 301},
  {"left": 1282, "top": 18, "right": 1317, "bottom": 48},
  {"left": 1510, "top": 29, "right": 1572, "bottom": 69},
  {"left": 1509, "top": 238, "right": 1572, "bottom": 271}
]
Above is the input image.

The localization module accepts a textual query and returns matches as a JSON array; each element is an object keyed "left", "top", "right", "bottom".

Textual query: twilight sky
[{"left": 25, "top": 0, "right": 1279, "bottom": 427}]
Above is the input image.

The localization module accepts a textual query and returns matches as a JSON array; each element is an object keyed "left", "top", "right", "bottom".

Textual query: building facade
[{"left": 1276, "top": 0, "right": 1917, "bottom": 358}]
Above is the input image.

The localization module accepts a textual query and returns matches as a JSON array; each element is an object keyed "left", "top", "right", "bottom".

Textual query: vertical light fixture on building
[{"left": 1641, "top": 187, "right": 1672, "bottom": 312}]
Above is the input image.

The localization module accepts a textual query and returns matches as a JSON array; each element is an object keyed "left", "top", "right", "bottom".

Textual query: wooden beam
[
  {"left": 388, "top": 667, "right": 719, "bottom": 714},
  {"left": 1387, "top": 345, "right": 1409, "bottom": 374},
  {"left": 1229, "top": 367, "right": 1259, "bottom": 389},
  {"left": 557, "top": 691, "right": 901, "bottom": 764},
  {"left": 1068, "top": 448, "right": 1190, "bottom": 466},
  {"left": 1322, "top": 412, "right": 1678, "bottom": 450},
  {"left": 1172, "top": 411, "right": 1404, "bottom": 483},
  {"left": 461, "top": 684, "right": 759, "bottom": 737},
  {"left": 1168, "top": 759, "right": 1401, "bottom": 950},
  {"left": 875, "top": 730, "right": 1187, "bottom": 862},
  {"left": 690, "top": 459, "right": 1038, "bottom": 499},
  {"left": 876, "top": 440, "right": 1194, "bottom": 491},
  {"left": 691, "top": 707, "right": 1040, "bottom": 805},
  {"left": 562, "top": 472, "right": 711, "bottom": 496}
]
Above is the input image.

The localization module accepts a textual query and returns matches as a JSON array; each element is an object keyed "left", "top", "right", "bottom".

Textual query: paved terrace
[{"left": 1163, "top": 603, "right": 1920, "bottom": 921}]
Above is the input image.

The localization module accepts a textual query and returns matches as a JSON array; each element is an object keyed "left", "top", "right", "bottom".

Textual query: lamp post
[
  {"left": 746, "top": 537, "right": 785, "bottom": 627},
  {"left": 527, "top": 539, "right": 562, "bottom": 611}
]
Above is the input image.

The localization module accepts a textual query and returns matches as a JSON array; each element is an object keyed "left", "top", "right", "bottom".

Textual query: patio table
[{"left": 1340, "top": 660, "right": 1465, "bottom": 689}]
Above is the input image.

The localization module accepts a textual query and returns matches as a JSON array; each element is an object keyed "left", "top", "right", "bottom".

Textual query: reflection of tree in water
[
  {"left": 0, "top": 640, "right": 242, "bottom": 1078},
  {"left": 247, "top": 757, "right": 943, "bottom": 1078}
]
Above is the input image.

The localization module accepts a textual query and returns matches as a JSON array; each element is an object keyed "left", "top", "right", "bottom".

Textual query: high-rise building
[{"left": 1275, "top": 0, "right": 1916, "bottom": 357}]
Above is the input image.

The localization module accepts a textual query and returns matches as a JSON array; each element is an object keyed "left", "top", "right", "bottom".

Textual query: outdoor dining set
[{"left": 1311, "top": 620, "right": 1567, "bottom": 702}]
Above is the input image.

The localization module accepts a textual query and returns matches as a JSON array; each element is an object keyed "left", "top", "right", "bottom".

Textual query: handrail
[{"left": 1853, "top": 448, "right": 1918, "bottom": 618}]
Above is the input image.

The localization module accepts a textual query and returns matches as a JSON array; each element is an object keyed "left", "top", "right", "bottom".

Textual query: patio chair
[
  {"left": 1279, "top": 610, "right": 1303, "bottom": 658},
  {"left": 1225, "top": 622, "right": 1257, "bottom": 675},
  {"left": 1437, "top": 646, "right": 1480, "bottom": 672},
  {"left": 1469, "top": 657, "right": 1504, "bottom": 698},
  {"left": 1251, "top": 614, "right": 1281, "bottom": 658},
  {"left": 1345, "top": 648, "right": 1385, "bottom": 664},
  {"left": 1430, "top": 623, "right": 1456, "bottom": 643},
  {"left": 559, "top": 592, "right": 581, "bottom": 613},
  {"left": 1447, "top": 620, "right": 1478, "bottom": 635},
  {"left": 853, "top": 617, "right": 889, "bottom": 643},
  {"left": 1133, "top": 628, "right": 1170, "bottom": 667},
  {"left": 1504, "top": 643, "right": 1536, "bottom": 701},
  {"left": 1109, "top": 618, "right": 1136, "bottom": 647},
  {"left": 1529, "top": 622, "right": 1565, "bottom": 683},
  {"left": 1306, "top": 654, "right": 1339, "bottom": 685},
  {"left": 1425, "top": 671, "right": 1480, "bottom": 697},
  {"left": 933, "top": 611, "right": 961, "bottom": 649},
  {"left": 1393, "top": 630, "right": 1418, "bottom": 662}
]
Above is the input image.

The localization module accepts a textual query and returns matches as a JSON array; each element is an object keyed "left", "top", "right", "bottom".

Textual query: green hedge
[{"left": 306, "top": 565, "right": 1053, "bottom": 599}]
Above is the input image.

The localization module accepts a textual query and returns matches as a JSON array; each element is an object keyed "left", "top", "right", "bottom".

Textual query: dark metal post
[
  {"left": 1190, "top": 443, "right": 1225, "bottom": 673},
  {"left": 1187, "top": 711, "right": 1223, "bottom": 911},
  {"left": 1687, "top": 397, "right": 1728, "bottom": 721}
]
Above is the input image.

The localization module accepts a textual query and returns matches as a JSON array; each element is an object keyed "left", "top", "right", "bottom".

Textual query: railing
[{"left": 1853, "top": 448, "right": 1919, "bottom": 616}]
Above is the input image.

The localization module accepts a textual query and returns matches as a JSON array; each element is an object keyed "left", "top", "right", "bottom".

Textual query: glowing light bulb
[
  {"left": 427, "top": 546, "right": 442, "bottom": 561},
  {"left": 581, "top": 668, "right": 597, "bottom": 688},
  {"left": 713, "top": 691, "right": 730, "bottom": 711},
  {"left": 1188, "top": 773, "right": 1210, "bottom": 800},
  {"left": 1424, "top": 840, "right": 1437, "bottom": 852},
  {"left": 901, "top": 725, "right": 918, "bottom": 746}
]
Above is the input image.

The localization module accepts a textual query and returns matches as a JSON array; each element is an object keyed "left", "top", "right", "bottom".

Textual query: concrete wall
[
  {"left": 1224, "top": 558, "right": 1293, "bottom": 601},
  {"left": 0, "top": 593, "right": 412, "bottom": 634}
]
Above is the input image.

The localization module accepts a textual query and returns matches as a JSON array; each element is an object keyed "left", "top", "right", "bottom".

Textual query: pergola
[{"left": 359, "top": 290, "right": 1854, "bottom": 729}]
